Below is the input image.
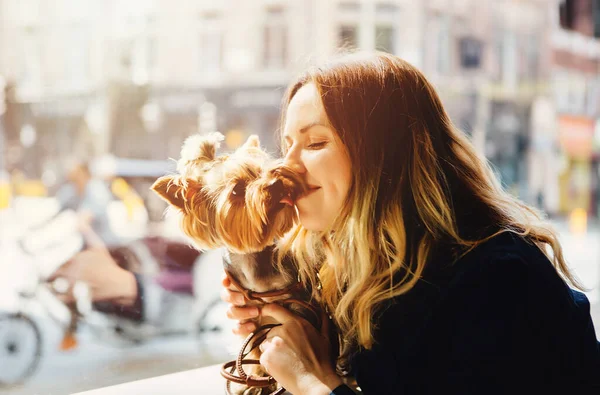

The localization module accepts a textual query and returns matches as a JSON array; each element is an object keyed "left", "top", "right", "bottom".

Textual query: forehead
[{"left": 284, "top": 84, "right": 326, "bottom": 130}]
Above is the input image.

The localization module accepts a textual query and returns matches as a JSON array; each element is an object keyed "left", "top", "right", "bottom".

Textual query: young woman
[{"left": 222, "top": 52, "right": 600, "bottom": 394}]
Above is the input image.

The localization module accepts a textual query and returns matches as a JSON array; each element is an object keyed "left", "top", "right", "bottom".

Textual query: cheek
[{"left": 334, "top": 156, "right": 352, "bottom": 198}]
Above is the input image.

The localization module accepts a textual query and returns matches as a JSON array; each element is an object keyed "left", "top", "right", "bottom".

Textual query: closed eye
[{"left": 307, "top": 141, "right": 327, "bottom": 150}]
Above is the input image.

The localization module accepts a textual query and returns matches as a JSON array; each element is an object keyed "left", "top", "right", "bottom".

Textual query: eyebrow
[{"left": 283, "top": 121, "right": 328, "bottom": 139}]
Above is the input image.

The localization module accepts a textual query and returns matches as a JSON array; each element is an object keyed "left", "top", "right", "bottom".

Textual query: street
[
  {"left": 1, "top": 312, "right": 238, "bottom": 395},
  {"left": 1, "top": 219, "right": 599, "bottom": 395}
]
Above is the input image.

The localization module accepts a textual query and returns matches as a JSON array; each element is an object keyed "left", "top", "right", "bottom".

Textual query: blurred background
[{"left": 0, "top": 0, "right": 599, "bottom": 394}]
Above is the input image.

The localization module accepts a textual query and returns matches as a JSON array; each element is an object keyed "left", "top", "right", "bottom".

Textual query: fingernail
[{"left": 249, "top": 308, "right": 259, "bottom": 317}]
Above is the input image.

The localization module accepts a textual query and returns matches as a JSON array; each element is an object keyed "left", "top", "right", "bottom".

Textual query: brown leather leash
[
  {"left": 221, "top": 324, "right": 284, "bottom": 395},
  {"left": 220, "top": 274, "right": 323, "bottom": 395}
]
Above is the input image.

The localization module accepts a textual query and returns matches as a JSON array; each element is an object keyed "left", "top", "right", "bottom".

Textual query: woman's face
[{"left": 282, "top": 83, "right": 352, "bottom": 231}]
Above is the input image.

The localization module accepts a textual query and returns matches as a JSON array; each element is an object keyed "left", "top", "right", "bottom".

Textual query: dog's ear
[
  {"left": 177, "top": 132, "right": 224, "bottom": 173},
  {"left": 151, "top": 175, "right": 199, "bottom": 211},
  {"left": 242, "top": 135, "right": 260, "bottom": 149}
]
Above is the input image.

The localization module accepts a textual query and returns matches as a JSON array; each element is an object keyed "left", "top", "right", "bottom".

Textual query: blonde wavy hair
[{"left": 276, "top": 52, "right": 580, "bottom": 365}]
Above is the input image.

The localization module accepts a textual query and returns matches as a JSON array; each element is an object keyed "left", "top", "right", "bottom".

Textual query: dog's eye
[{"left": 231, "top": 181, "right": 246, "bottom": 197}]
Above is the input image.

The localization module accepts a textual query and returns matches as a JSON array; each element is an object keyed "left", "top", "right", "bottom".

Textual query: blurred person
[
  {"left": 49, "top": 237, "right": 203, "bottom": 342},
  {"left": 55, "top": 159, "right": 121, "bottom": 248},
  {"left": 52, "top": 159, "right": 203, "bottom": 350},
  {"left": 52, "top": 159, "right": 121, "bottom": 349},
  {"left": 219, "top": 52, "right": 600, "bottom": 394}
]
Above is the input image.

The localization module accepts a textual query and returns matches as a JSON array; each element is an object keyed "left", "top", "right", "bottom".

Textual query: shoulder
[
  {"left": 451, "top": 231, "right": 564, "bottom": 289},
  {"left": 435, "top": 233, "right": 600, "bottom": 382},
  {"left": 367, "top": 232, "right": 600, "bottom": 389},
  {"left": 462, "top": 230, "right": 544, "bottom": 265},
  {"left": 438, "top": 232, "right": 596, "bottom": 342}
]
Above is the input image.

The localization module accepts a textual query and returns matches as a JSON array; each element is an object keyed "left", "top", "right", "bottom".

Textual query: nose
[
  {"left": 267, "top": 178, "right": 285, "bottom": 198},
  {"left": 283, "top": 147, "right": 306, "bottom": 174}
]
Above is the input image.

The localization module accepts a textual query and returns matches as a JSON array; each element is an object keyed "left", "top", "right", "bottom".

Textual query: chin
[{"left": 297, "top": 214, "right": 326, "bottom": 232}]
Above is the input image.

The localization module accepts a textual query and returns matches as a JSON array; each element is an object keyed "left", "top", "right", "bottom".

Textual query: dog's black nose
[{"left": 267, "top": 178, "right": 285, "bottom": 198}]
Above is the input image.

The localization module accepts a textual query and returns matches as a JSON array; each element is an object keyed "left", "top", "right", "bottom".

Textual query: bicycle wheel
[{"left": 0, "top": 312, "right": 42, "bottom": 386}]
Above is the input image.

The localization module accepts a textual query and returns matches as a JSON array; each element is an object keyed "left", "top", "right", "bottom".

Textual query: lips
[{"left": 297, "top": 186, "right": 320, "bottom": 200}]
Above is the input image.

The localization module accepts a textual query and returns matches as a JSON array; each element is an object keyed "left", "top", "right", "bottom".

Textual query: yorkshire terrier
[{"left": 151, "top": 132, "right": 324, "bottom": 394}]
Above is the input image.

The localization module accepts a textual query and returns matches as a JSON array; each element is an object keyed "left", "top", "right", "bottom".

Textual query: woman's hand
[
  {"left": 220, "top": 275, "right": 259, "bottom": 336},
  {"left": 259, "top": 303, "right": 343, "bottom": 395}
]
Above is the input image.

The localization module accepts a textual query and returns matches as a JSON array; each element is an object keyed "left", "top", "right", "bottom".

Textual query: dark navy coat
[{"left": 332, "top": 232, "right": 600, "bottom": 394}]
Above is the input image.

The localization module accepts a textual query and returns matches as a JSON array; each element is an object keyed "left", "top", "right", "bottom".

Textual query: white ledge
[
  {"left": 72, "top": 363, "right": 228, "bottom": 395},
  {"left": 72, "top": 363, "right": 292, "bottom": 395}
]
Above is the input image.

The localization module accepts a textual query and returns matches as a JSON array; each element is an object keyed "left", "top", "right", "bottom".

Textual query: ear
[
  {"left": 177, "top": 132, "right": 225, "bottom": 173},
  {"left": 242, "top": 135, "right": 260, "bottom": 149},
  {"left": 151, "top": 175, "right": 199, "bottom": 211}
]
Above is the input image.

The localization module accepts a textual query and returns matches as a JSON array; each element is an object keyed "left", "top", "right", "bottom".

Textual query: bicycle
[
  {"left": 0, "top": 306, "right": 42, "bottom": 387},
  {"left": 0, "top": 206, "right": 229, "bottom": 386}
]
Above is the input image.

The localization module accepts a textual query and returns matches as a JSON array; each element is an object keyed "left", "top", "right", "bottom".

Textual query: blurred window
[
  {"left": 131, "top": 35, "right": 156, "bottom": 83},
  {"left": 435, "top": 14, "right": 452, "bottom": 75},
  {"left": 66, "top": 26, "right": 90, "bottom": 86},
  {"left": 338, "top": 1, "right": 360, "bottom": 12},
  {"left": 337, "top": 1, "right": 360, "bottom": 50},
  {"left": 587, "top": 77, "right": 600, "bottom": 116},
  {"left": 459, "top": 36, "right": 483, "bottom": 69},
  {"left": 594, "top": 0, "right": 600, "bottom": 37},
  {"left": 20, "top": 26, "right": 42, "bottom": 90},
  {"left": 559, "top": 0, "right": 576, "bottom": 30},
  {"left": 127, "top": 12, "right": 158, "bottom": 84},
  {"left": 493, "top": 28, "right": 517, "bottom": 88},
  {"left": 375, "top": 3, "right": 399, "bottom": 14},
  {"left": 375, "top": 25, "right": 395, "bottom": 53},
  {"left": 375, "top": 3, "right": 399, "bottom": 54},
  {"left": 263, "top": 6, "right": 288, "bottom": 70},
  {"left": 339, "top": 25, "right": 359, "bottom": 49},
  {"left": 199, "top": 12, "right": 224, "bottom": 72},
  {"left": 560, "top": 0, "right": 598, "bottom": 36},
  {"left": 518, "top": 34, "right": 539, "bottom": 81}
]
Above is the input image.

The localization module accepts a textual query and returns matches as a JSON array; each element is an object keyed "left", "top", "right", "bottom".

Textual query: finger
[
  {"left": 221, "top": 274, "right": 231, "bottom": 287},
  {"left": 259, "top": 337, "right": 271, "bottom": 353},
  {"left": 232, "top": 321, "right": 257, "bottom": 336},
  {"left": 226, "top": 305, "right": 260, "bottom": 321},
  {"left": 260, "top": 303, "right": 297, "bottom": 325},
  {"left": 263, "top": 324, "right": 284, "bottom": 342},
  {"left": 220, "top": 287, "right": 246, "bottom": 306}
]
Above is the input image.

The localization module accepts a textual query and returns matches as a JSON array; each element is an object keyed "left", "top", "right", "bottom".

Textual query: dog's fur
[{"left": 151, "top": 132, "right": 317, "bottom": 394}]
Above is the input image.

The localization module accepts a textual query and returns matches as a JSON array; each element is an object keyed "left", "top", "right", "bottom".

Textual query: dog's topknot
[{"left": 177, "top": 132, "right": 225, "bottom": 174}]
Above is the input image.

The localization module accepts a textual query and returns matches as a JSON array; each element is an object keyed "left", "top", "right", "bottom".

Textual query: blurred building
[
  {"left": 420, "top": 0, "right": 553, "bottom": 205},
  {"left": 140, "top": 0, "right": 426, "bottom": 154},
  {"left": 0, "top": 1, "right": 93, "bottom": 179},
  {"left": 550, "top": 0, "right": 600, "bottom": 217},
  {"left": 0, "top": 0, "right": 599, "bottom": 219},
  {"left": 0, "top": 0, "right": 421, "bottom": 178}
]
